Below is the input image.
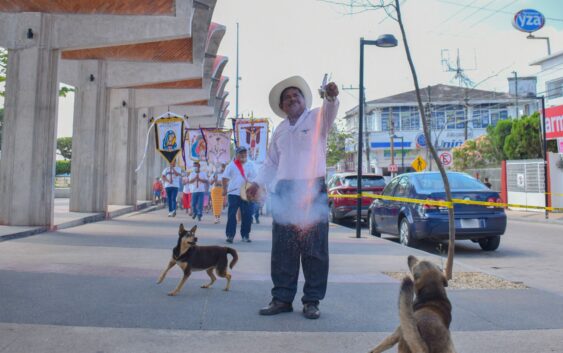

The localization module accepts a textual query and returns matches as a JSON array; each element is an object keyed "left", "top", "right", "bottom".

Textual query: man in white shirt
[
  {"left": 249, "top": 75, "right": 339, "bottom": 319},
  {"left": 222, "top": 146, "right": 257, "bottom": 243},
  {"left": 189, "top": 161, "right": 208, "bottom": 221},
  {"left": 161, "top": 159, "right": 183, "bottom": 217}
]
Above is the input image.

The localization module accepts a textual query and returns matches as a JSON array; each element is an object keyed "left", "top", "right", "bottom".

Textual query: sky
[
  {"left": 212, "top": 0, "right": 563, "bottom": 128},
  {"left": 3, "top": 0, "right": 563, "bottom": 137}
]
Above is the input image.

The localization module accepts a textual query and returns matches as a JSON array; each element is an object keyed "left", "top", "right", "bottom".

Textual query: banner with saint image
[
  {"left": 234, "top": 118, "right": 269, "bottom": 163},
  {"left": 154, "top": 116, "right": 184, "bottom": 164},
  {"left": 203, "top": 129, "right": 232, "bottom": 166},
  {"left": 185, "top": 128, "right": 208, "bottom": 163}
]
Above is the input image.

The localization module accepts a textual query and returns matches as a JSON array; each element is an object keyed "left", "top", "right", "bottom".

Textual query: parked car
[
  {"left": 367, "top": 172, "right": 507, "bottom": 251},
  {"left": 327, "top": 173, "right": 386, "bottom": 223}
]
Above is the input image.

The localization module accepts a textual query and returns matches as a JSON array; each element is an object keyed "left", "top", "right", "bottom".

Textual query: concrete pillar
[
  {"left": 135, "top": 107, "right": 154, "bottom": 201},
  {"left": 0, "top": 15, "right": 59, "bottom": 226},
  {"left": 107, "top": 89, "right": 138, "bottom": 206},
  {"left": 69, "top": 60, "right": 109, "bottom": 213}
]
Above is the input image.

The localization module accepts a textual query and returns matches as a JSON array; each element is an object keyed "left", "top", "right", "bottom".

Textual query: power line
[
  {"left": 437, "top": 0, "right": 563, "bottom": 22},
  {"left": 438, "top": 0, "right": 479, "bottom": 25},
  {"left": 456, "top": 0, "right": 496, "bottom": 24},
  {"left": 466, "top": 0, "right": 519, "bottom": 30}
]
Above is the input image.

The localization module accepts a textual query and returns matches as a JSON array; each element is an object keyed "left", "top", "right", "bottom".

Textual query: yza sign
[{"left": 513, "top": 9, "right": 545, "bottom": 33}]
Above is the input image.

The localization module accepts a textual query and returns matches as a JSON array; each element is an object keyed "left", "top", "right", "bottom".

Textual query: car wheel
[
  {"left": 399, "top": 217, "right": 417, "bottom": 247},
  {"left": 478, "top": 236, "right": 501, "bottom": 251},
  {"left": 368, "top": 212, "right": 381, "bottom": 237}
]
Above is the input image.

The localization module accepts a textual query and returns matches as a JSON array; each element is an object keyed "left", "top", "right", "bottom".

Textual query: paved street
[{"left": 2, "top": 208, "right": 563, "bottom": 352}]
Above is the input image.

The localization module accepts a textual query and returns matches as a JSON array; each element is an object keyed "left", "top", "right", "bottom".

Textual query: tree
[
  {"left": 503, "top": 113, "right": 543, "bottom": 160},
  {"left": 0, "top": 108, "right": 4, "bottom": 150},
  {"left": 327, "top": 126, "right": 352, "bottom": 167},
  {"left": 56, "top": 160, "right": 71, "bottom": 175},
  {"left": 322, "top": 0, "right": 456, "bottom": 279},
  {"left": 487, "top": 119, "right": 513, "bottom": 161},
  {"left": 57, "top": 137, "right": 72, "bottom": 160},
  {"left": 0, "top": 47, "right": 6, "bottom": 97}
]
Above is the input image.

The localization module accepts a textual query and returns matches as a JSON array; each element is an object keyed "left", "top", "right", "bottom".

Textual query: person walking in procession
[
  {"left": 247, "top": 76, "right": 339, "bottom": 320},
  {"left": 210, "top": 163, "right": 226, "bottom": 224},
  {"left": 222, "top": 146, "right": 256, "bottom": 243},
  {"left": 152, "top": 177, "right": 162, "bottom": 203},
  {"left": 182, "top": 170, "right": 192, "bottom": 215},
  {"left": 162, "top": 159, "right": 182, "bottom": 217},
  {"left": 189, "top": 161, "right": 208, "bottom": 221}
]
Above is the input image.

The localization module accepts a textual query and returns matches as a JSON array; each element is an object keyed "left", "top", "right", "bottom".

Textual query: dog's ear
[
  {"left": 407, "top": 255, "right": 418, "bottom": 270},
  {"left": 190, "top": 225, "right": 197, "bottom": 233},
  {"left": 179, "top": 223, "right": 185, "bottom": 234}
]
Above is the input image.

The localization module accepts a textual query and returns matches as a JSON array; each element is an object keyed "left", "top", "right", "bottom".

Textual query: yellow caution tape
[{"left": 328, "top": 193, "right": 563, "bottom": 212}]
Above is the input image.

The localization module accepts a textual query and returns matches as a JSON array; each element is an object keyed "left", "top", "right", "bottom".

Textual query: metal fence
[
  {"left": 464, "top": 167, "right": 502, "bottom": 192},
  {"left": 506, "top": 159, "right": 545, "bottom": 193}
]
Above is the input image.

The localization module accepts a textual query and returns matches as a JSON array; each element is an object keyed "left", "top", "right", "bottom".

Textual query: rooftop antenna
[{"left": 441, "top": 48, "right": 477, "bottom": 88}]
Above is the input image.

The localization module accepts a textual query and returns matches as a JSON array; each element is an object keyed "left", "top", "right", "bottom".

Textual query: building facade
[{"left": 342, "top": 83, "right": 536, "bottom": 175}]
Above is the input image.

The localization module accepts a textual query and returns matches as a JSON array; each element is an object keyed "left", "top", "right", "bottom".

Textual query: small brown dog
[
  {"left": 369, "top": 255, "right": 456, "bottom": 353},
  {"left": 157, "top": 224, "right": 238, "bottom": 296}
]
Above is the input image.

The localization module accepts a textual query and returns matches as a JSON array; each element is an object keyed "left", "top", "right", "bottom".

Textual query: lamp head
[{"left": 375, "top": 34, "right": 398, "bottom": 48}]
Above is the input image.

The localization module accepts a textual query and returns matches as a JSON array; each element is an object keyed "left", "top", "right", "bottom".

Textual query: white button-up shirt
[{"left": 257, "top": 98, "right": 339, "bottom": 186}]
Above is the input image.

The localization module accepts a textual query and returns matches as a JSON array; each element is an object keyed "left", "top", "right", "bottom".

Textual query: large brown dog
[
  {"left": 157, "top": 224, "right": 238, "bottom": 296},
  {"left": 369, "top": 255, "right": 456, "bottom": 353}
]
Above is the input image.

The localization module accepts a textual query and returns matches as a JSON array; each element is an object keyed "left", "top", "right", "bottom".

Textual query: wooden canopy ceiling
[
  {"left": 0, "top": 0, "right": 175, "bottom": 15},
  {"left": 61, "top": 38, "right": 193, "bottom": 62}
]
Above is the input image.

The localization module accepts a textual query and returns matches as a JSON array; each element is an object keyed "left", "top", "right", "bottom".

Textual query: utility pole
[
  {"left": 464, "top": 87, "right": 470, "bottom": 141},
  {"left": 235, "top": 22, "right": 240, "bottom": 119},
  {"left": 343, "top": 85, "right": 371, "bottom": 173},
  {"left": 426, "top": 86, "right": 433, "bottom": 171},
  {"left": 513, "top": 71, "right": 519, "bottom": 119},
  {"left": 390, "top": 120, "right": 395, "bottom": 177}
]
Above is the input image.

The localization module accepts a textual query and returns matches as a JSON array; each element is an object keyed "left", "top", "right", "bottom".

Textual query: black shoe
[
  {"left": 192, "top": 214, "right": 196, "bottom": 220},
  {"left": 198, "top": 215, "right": 202, "bottom": 221},
  {"left": 259, "top": 300, "right": 293, "bottom": 316},
  {"left": 242, "top": 238, "right": 252, "bottom": 243},
  {"left": 255, "top": 218, "right": 260, "bottom": 224},
  {"left": 226, "top": 238, "right": 233, "bottom": 244},
  {"left": 302, "top": 303, "right": 320, "bottom": 319}
]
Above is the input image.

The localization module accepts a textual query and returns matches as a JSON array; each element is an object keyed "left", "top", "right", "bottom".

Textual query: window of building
[{"left": 547, "top": 78, "right": 563, "bottom": 100}]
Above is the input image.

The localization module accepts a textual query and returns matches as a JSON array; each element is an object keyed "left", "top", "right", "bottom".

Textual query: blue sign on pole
[{"left": 512, "top": 9, "right": 545, "bottom": 33}]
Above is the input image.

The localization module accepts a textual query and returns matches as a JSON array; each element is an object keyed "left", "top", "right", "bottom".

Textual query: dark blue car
[{"left": 367, "top": 172, "right": 507, "bottom": 251}]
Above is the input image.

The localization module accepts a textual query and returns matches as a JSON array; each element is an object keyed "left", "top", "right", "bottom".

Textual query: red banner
[{"left": 546, "top": 105, "right": 563, "bottom": 140}]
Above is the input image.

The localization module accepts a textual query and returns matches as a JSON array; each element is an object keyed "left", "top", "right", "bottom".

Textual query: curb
[{"left": 0, "top": 202, "right": 161, "bottom": 242}]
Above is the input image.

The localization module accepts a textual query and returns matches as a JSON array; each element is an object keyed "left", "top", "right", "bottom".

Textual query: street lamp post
[
  {"left": 356, "top": 34, "right": 398, "bottom": 239},
  {"left": 392, "top": 134, "right": 404, "bottom": 173}
]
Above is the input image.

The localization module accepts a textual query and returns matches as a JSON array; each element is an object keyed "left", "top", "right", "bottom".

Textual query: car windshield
[
  {"left": 413, "top": 173, "right": 488, "bottom": 192},
  {"left": 344, "top": 176, "right": 386, "bottom": 188}
]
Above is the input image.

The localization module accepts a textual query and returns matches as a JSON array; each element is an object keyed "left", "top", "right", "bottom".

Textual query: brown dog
[
  {"left": 157, "top": 224, "right": 238, "bottom": 296},
  {"left": 369, "top": 255, "right": 456, "bottom": 353}
]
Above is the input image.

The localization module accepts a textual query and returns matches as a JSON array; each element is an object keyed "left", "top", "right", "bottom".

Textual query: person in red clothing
[{"left": 152, "top": 178, "right": 163, "bottom": 203}]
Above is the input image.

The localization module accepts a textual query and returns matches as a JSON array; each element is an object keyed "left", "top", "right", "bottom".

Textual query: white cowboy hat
[{"left": 268, "top": 75, "right": 312, "bottom": 118}]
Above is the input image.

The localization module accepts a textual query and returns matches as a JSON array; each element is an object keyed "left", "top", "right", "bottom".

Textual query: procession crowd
[{"left": 152, "top": 147, "right": 262, "bottom": 242}]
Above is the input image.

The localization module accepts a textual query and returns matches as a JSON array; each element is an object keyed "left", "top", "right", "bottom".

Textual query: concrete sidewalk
[
  {"left": 0, "top": 198, "right": 162, "bottom": 241},
  {"left": 1, "top": 208, "right": 563, "bottom": 352},
  {"left": 506, "top": 208, "right": 563, "bottom": 225}
]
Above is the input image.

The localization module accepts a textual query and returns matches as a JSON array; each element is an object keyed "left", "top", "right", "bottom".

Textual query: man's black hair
[{"left": 279, "top": 86, "right": 304, "bottom": 106}]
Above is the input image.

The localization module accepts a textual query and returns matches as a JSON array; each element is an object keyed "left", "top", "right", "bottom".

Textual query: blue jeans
[
  {"left": 165, "top": 187, "right": 178, "bottom": 213},
  {"left": 226, "top": 194, "right": 252, "bottom": 240},
  {"left": 191, "top": 192, "right": 204, "bottom": 217}
]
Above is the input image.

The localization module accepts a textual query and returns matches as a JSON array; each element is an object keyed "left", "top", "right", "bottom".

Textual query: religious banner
[
  {"left": 203, "top": 129, "right": 232, "bottom": 166},
  {"left": 154, "top": 115, "right": 184, "bottom": 164},
  {"left": 185, "top": 128, "right": 208, "bottom": 163},
  {"left": 235, "top": 118, "right": 269, "bottom": 163}
]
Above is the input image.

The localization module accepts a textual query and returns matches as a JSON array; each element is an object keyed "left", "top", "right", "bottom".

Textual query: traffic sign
[
  {"left": 439, "top": 151, "right": 453, "bottom": 166},
  {"left": 388, "top": 164, "right": 398, "bottom": 173},
  {"left": 411, "top": 156, "right": 427, "bottom": 172}
]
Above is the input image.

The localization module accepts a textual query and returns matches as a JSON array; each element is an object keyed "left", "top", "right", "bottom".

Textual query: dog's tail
[
  {"left": 226, "top": 247, "right": 238, "bottom": 269},
  {"left": 399, "top": 277, "right": 429, "bottom": 353}
]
